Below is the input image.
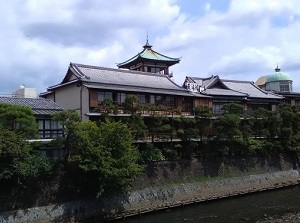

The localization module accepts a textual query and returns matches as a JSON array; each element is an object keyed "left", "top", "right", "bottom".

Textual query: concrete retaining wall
[{"left": 1, "top": 170, "right": 299, "bottom": 223}]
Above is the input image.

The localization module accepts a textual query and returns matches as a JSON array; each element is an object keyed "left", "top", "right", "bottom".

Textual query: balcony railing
[{"left": 95, "top": 102, "right": 193, "bottom": 116}]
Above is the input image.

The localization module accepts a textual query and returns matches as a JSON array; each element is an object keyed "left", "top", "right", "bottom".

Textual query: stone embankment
[
  {"left": 0, "top": 170, "right": 299, "bottom": 223},
  {"left": 257, "top": 212, "right": 300, "bottom": 223}
]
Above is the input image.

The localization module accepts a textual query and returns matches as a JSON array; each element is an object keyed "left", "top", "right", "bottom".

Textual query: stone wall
[
  {"left": 133, "top": 154, "right": 295, "bottom": 189},
  {"left": 0, "top": 154, "right": 299, "bottom": 223},
  {"left": 0, "top": 170, "right": 299, "bottom": 223}
]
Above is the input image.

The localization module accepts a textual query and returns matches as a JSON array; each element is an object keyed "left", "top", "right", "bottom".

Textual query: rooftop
[
  {"left": 117, "top": 40, "right": 180, "bottom": 68},
  {"left": 50, "top": 63, "right": 196, "bottom": 97},
  {"left": 0, "top": 97, "right": 63, "bottom": 115}
]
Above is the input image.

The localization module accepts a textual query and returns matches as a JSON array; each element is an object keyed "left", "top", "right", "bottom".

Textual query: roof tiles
[{"left": 0, "top": 97, "right": 63, "bottom": 115}]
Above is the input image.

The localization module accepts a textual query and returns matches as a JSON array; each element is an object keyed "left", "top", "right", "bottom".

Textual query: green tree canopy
[
  {"left": 72, "top": 120, "right": 143, "bottom": 196},
  {"left": 194, "top": 105, "right": 212, "bottom": 141},
  {"left": 52, "top": 110, "right": 81, "bottom": 163},
  {"left": 0, "top": 129, "right": 53, "bottom": 183},
  {"left": 0, "top": 103, "right": 37, "bottom": 139}
]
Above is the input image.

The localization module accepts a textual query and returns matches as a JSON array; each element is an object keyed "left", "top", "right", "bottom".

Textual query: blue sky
[{"left": 0, "top": 0, "right": 300, "bottom": 94}]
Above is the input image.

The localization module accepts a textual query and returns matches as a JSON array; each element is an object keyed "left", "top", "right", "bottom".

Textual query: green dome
[{"left": 266, "top": 67, "right": 291, "bottom": 83}]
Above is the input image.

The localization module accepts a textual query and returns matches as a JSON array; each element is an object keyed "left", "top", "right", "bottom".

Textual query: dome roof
[{"left": 266, "top": 66, "right": 291, "bottom": 83}]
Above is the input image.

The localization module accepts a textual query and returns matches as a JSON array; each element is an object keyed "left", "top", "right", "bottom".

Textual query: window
[
  {"left": 117, "top": 93, "right": 126, "bottom": 104},
  {"left": 213, "top": 103, "right": 224, "bottom": 114},
  {"left": 165, "top": 96, "right": 175, "bottom": 107},
  {"left": 38, "top": 120, "right": 63, "bottom": 139},
  {"left": 98, "top": 92, "right": 113, "bottom": 103},
  {"left": 150, "top": 95, "right": 155, "bottom": 104},
  {"left": 156, "top": 95, "right": 163, "bottom": 105},
  {"left": 279, "top": 84, "right": 290, "bottom": 92},
  {"left": 148, "top": 67, "right": 161, "bottom": 73},
  {"left": 138, "top": 94, "right": 146, "bottom": 104}
]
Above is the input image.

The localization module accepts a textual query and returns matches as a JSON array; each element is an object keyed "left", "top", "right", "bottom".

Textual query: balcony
[{"left": 94, "top": 102, "right": 193, "bottom": 117}]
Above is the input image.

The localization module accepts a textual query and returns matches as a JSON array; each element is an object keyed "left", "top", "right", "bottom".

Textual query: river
[{"left": 116, "top": 186, "right": 300, "bottom": 223}]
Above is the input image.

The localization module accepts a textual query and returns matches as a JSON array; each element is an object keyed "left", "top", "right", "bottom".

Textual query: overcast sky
[{"left": 1, "top": 0, "right": 300, "bottom": 94}]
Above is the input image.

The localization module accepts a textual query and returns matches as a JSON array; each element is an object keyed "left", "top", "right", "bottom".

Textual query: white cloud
[
  {"left": 1, "top": 0, "right": 300, "bottom": 94},
  {"left": 204, "top": 3, "right": 211, "bottom": 13}
]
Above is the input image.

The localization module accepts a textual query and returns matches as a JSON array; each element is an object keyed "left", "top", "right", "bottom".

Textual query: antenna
[{"left": 146, "top": 29, "right": 149, "bottom": 43}]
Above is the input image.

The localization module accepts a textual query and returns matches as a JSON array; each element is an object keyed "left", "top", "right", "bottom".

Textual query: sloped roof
[
  {"left": 117, "top": 41, "right": 180, "bottom": 68},
  {"left": 186, "top": 76, "right": 229, "bottom": 89},
  {"left": 202, "top": 88, "right": 247, "bottom": 96},
  {"left": 50, "top": 63, "right": 194, "bottom": 97},
  {"left": 0, "top": 97, "right": 63, "bottom": 115},
  {"left": 184, "top": 76, "right": 282, "bottom": 99},
  {"left": 222, "top": 80, "right": 283, "bottom": 99}
]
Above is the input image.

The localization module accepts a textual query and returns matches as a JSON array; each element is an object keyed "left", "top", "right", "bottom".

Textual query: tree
[
  {"left": 194, "top": 105, "right": 212, "bottom": 141},
  {"left": 95, "top": 98, "right": 119, "bottom": 119},
  {"left": 72, "top": 120, "right": 143, "bottom": 196},
  {"left": 122, "top": 95, "right": 148, "bottom": 140},
  {"left": 0, "top": 129, "right": 53, "bottom": 183},
  {"left": 277, "top": 104, "right": 300, "bottom": 151},
  {"left": 52, "top": 110, "right": 81, "bottom": 163},
  {"left": 123, "top": 95, "right": 139, "bottom": 115},
  {"left": 253, "top": 108, "right": 269, "bottom": 138},
  {"left": 222, "top": 103, "right": 244, "bottom": 115},
  {"left": 214, "top": 103, "right": 244, "bottom": 156},
  {"left": 0, "top": 103, "right": 37, "bottom": 139}
]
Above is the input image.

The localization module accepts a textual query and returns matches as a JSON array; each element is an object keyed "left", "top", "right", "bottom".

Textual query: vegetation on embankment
[{"left": 1, "top": 101, "right": 300, "bottom": 213}]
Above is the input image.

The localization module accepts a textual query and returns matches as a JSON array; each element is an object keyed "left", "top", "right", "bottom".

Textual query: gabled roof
[
  {"left": 184, "top": 76, "right": 283, "bottom": 99},
  {"left": 201, "top": 88, "right": 247, "bottom": 97},
  {"left": 186, "top": 76, "right": 229, "bottom": 89},
  {"left": 117, "top": 41, "right": 180, "bottom": 68},
  {"left": 221, "top": 79, "right": 283, "bottom": 99},
  {"left": 0, "top": 97, "right": 63, "bottom": 115},
  {"left": 50, "top": 63, "right": 195, "bottom": 97}
]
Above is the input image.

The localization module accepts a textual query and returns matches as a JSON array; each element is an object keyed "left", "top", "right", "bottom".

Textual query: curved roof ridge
[
  {"left": 116, "top": 48, "right": 145, "bottom": 67},
  {"left": 117, "top": 46, "right": 180, "bottom": 68},
  {"left": 140, "top": 48, "right": 181, "bottom": 61},
  {"left": 72, "top": 62, "right": 170, "bottom": 78}
]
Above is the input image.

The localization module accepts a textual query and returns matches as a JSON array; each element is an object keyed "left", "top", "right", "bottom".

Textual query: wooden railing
[{"left": 95, "top": 102, "right": 193, "bottom": 116}]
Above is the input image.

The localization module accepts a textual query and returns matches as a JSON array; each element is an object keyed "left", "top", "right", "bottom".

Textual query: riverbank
[
  {"left": 257, "top": 212, "right": 300, "bottom": 223},
  {"left": 101, "top": 170, "right": 300, "bottom": 221},
  {"left": 1, "top": 169, "right": 299, "bottom": 223}
]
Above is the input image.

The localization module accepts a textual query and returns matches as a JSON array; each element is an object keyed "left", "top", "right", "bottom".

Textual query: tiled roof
[
  {"left": 65, "top": 63, "right": 193, "bottom": 96},
  {"left": 84, "top": 84, "right": 193, "bottom": 96},
  {"left": 187, "top": 76, "right": 227, "bottom": 89},
  {"left": 202, "top": 88, "right": 247, "bottom": 96},
  {"left": 0, "top": 97, "right": 63, "bottom": 115},
  {"left": 117, "top": 42, "right": 180, "bottom": 67},
  {"left": 222, "top": 80, "right": 283, "bottom": 99},
  {"left": 184, "top": 75, "right": 282, "bottom": 99}
]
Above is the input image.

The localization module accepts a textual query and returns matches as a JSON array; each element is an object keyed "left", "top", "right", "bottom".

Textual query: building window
[
  {"left": 117, "top": 93, "right": 126, "bottom": 105},
  {"left": 150, "top": 95, "right": 155, "bottom": 104},
  {"left": 38, "top": 120, "right": 63, "bottom": 139},
  {"left": 213, "top": 103, "right": 224, "bottom": 114},
  {"left": 138, "top": 94, "right": 146, "bottom": 104},
  {"left": 182, "top": 97, "right": 192, "bottom": 111},
  {"left": 165, "top": 96, "right": 175, "bottom": 107},
  {"left": 279, "top": 84, "right": 290, "bottom": 92},
  {"left": 156, "top": 95, "right": 163, "bottom": 104},
  {"left": 98, "top": 91, "right": 113, "bottom": 103},
  {"left": 148, "top": 67, "right": 161, "bottom": 73}
]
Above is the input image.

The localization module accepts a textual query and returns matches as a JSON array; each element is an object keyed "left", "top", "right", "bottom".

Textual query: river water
[{"left": 118, "top": 186, "right": 300, "bottom": 223}]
